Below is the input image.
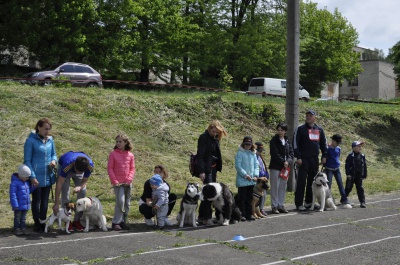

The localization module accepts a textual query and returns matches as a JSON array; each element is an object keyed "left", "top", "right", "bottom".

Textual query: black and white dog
[
  {"left": 200, "top": 182, "right": 241, "bottom": 226},
  {"left": 176, "top": 182, "right": 200, "bottom": 228},
  {"left": 40, "top": 202, "right": 76, "bottom": 233}
]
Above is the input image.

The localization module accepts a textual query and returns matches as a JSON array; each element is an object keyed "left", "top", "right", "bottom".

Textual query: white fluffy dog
[
  {"left": 75, "top": 197, "right": 108, "bottom": 232},
  {"left": 311, "top": 172, "right": 337, "bottom": 212}
]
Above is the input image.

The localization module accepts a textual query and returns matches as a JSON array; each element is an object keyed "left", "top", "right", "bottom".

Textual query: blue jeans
[
  {"left": 14, "top": 210, "right": 28, "bottom": 230},
  {"left": 325, "top": 168, "right": 347, "bottom": 203}
]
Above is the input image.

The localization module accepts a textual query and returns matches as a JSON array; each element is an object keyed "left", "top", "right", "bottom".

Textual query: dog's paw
[
  {"left": 192, "top": 224, "right": 197, "bottom": 228},
  {"left": 84, "top": 228, "right": 89, "bottom": 232},
  {"left": 222, "top": 219, "right": 229, "bottom": 226},
  {"left": 317, "top": 209, "right": 323, "bottom": 212}
]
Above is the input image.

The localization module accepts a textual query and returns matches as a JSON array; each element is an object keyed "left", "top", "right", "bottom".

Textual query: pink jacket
[{"left": 107, "top": 149, "right": 135, "bottom": 185}]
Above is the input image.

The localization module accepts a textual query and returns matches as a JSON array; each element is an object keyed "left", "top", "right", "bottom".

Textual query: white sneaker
[
  {"left": 297, "top": 205, "right": 306, "bottom": 211},
  {"left": 164, "top": 218, "right": 174, "bottom": 226},
  {"left": 145, "top": 218, "right": 154, "bottom": 226}
]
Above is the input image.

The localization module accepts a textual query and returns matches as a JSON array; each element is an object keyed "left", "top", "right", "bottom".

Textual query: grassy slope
[{"left": 1, "top": 82, "right": 400, "bottom": 229}]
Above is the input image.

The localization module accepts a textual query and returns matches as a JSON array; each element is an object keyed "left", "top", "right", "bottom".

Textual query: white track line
[{"left": 261, "top": 235, "right": 400, "bottom": 265}]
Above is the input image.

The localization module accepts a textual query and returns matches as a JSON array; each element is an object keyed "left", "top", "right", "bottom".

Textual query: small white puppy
[
  {"left": 75, "top": 197, "right": 108, "bottom": 232},
  {"left": 311, "top": 172, "right": 337, "bottom": 212},
  {"left": 40, "top": 202, "right": 76, "bottom": 233}
]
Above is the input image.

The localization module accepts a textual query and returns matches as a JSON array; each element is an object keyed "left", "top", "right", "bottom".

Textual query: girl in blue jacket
[
  {"left": 10, "top": 165, "right": 35, "bottom": 236},
  {"left": 24, "top": 118, "right": 57, "bottom": 232},
  {"left": 235, "top": 136, "right": 259, "bottom": 221}
]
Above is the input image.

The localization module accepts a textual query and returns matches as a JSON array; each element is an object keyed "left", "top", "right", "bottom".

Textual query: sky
[{"left": 313, "top": 0, "right": 400, "bottom": 56}]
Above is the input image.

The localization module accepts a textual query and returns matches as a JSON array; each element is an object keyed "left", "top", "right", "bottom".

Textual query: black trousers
[
  {"left": 345, "top": 176, "right": 365, "bottom": 204},
  {"left": 237, "top": 185, "right": 254, "bottom": 219},
  {"left": 198, "top": 168, "right": 217, "bottom": 220},
  {"left": 295, "top": 156, "right": 319, "bottom": 207}
]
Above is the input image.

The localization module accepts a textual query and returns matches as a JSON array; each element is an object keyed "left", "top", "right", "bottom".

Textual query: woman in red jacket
[{"left": 107, "top": 134, "right": 135, "bottom": 231}]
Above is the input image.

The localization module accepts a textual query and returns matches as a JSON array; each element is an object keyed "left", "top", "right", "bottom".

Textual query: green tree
[
  {"left": 300, "top": 3, "right": 362, "bottom": 96},
  {"left": 387, "top": 41, "right": 400, "bottom": 81}
]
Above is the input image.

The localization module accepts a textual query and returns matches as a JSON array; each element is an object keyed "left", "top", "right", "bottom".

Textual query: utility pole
[{"left": 286, "top": 0, "right": 300, "bottom": 192}]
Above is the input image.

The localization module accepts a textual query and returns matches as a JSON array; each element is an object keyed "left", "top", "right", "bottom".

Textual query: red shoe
[
  {"left": 68, "top": 222, "right": 75, "bottom": 232},
  {"left": 74, "top": 221, "right": 85, "bottom": 232}
]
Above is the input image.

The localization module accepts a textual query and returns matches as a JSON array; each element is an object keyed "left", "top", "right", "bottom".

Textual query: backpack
[{"left": 189, "top": 152, "right": 198, "bottom": 177}]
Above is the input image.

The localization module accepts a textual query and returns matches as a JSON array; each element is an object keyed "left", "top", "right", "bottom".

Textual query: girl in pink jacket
[{"left": 107, "top": 134, "right": 135, "bottom": 231}]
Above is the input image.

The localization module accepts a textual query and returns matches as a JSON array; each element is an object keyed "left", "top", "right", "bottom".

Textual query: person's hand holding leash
[{"left": 52, "top": 204, "right": 59, "bottom": 215}]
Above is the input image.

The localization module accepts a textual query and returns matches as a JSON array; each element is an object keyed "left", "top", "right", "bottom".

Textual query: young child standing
[
  {"left": 9, "top": 164, "right": 35, "bottom": 236},
  {"left": 149, "top": 174, "right": 169, "bottom": 229},
  {"left": 255, "top": 142, "right": 269, "bottom": 216},
  {"left": 345, "top": 141, "right": 367, "bottom": 208},
  {"left": 107, "top": 134, "right": 136, "bottom": 231},
  {"left": 325, "top": 134, "right": 350, "bottom": 205},
  {"left": 235, "top": 136, "right": 259, "bottom": 221}
]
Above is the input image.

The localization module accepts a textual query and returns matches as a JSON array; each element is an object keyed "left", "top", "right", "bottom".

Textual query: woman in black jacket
[
  {"left": 269, "top": 122, "right": 294, "bottom": 214},
  {"left": 139, "top": 165, "right": 176, "bottom": 226},
  {"left": 196, "top": 120, "right": 227, "bottom": 226}
]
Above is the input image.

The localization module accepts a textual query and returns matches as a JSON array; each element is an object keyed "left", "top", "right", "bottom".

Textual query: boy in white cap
[
  {"left": 149, "top": 174, "right": 169, "bottom": 229},
  {"left": 9, "top": 164, "right": 35, "bottom": 236},
  {"left": 345, "top": 141, "right": 367, "bottom": 208}
]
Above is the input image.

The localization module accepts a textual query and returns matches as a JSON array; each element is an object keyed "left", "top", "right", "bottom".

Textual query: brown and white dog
[
  {"left": 251, "top": 177, "right": 269, "bottom": 219},
  {"left": 75, "top": 197, "right": 108, "bottom": 232},
  {"left": 40, "top": 202, "right": 76, "bottom": 233}
]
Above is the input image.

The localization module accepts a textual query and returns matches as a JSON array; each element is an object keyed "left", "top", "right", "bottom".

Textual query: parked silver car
[{"left": 22, "top": 62, "right": 103, "bottom": 87}]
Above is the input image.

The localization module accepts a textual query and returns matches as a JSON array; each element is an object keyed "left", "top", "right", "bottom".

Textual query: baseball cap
[
  {"left": 242, "top": 136, "right": 253, "bottom": 145},
  {"left": 352, "top": 141, "right": 364, "bottom": 148},
  {"left": 306, "top": 109, "right": 316, "bottom": 116},
  {"left": 255, "top": 142, "right": 265, "bottom": 152}
]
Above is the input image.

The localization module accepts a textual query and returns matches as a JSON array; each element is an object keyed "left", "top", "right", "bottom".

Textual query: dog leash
[
  {"left": 94, "top": 186, "right": 115, "bottom": 198},
  {"left": 51, "top": 167, "right": 58, "bottom": 201}
]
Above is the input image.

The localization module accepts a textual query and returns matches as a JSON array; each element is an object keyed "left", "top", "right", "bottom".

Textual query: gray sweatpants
[
  {"left": 155, "top": 204, "right": 168, "bottom": 227},
  {"left": 112, "top": 185, "right": 131, "bottom": 224},
  {"left": 269, "top": 169, "right": 287, "bottom": 209},
  {"left": 61, "top": 172, "right": 87, "bottom": 221}
]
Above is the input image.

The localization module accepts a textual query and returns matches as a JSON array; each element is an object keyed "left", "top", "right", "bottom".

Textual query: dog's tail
[{"left": 39, "top": 216, "right": 50, "bottom": 224}]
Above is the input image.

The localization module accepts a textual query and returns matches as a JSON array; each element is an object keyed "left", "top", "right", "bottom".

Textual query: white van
[{"left": 248, "top": 77, "right": 310, "bottom": 100}]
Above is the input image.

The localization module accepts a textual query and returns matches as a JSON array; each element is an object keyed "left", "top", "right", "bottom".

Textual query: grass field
[{"left": 1, "top": 82, "right": 400, "bottom": 231}]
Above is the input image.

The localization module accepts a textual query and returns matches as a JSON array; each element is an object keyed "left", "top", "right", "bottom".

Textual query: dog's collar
[
  {"left": 186, "top": 195, "right": 199, "bottom": 204},
  {"left": 64, "top": 208, "right": 72, "bottom": 216}
]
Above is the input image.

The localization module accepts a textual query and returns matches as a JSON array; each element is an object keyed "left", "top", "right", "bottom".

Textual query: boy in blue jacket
[{"left": 9, "top": 164, "right": 35, "bottom": 236}]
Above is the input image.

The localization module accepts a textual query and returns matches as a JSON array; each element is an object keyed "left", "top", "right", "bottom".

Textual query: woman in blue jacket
[
  {"left": 24, "top": 118, "right": 57, "bottom": 232},
  {"left": 235, "top": 136, "right": 259, "bottom": 221}
]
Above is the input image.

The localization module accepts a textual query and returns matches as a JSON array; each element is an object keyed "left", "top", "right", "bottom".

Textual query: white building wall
[{"left": 339, "top": 60, "right": 396, "bottom": 100}]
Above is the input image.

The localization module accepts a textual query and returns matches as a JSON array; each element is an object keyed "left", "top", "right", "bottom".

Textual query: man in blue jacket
[
  {"left": 293, "top": 110, "right": 327, "bottom": 211},
  {"left": 52, "top": 151, "right": 94, "bottom": 231}
]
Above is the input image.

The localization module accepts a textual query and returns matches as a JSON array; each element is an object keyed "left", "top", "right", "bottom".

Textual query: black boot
[{"left": 33, "top": 220, "right": 43, "bottom": 233}]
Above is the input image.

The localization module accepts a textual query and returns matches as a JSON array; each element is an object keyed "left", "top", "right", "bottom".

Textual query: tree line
[{"left": 1, "top": 0, "right": 387, "bottom": 96}]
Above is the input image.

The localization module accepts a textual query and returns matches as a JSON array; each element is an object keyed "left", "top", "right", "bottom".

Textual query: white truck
[{"left": 248, "top": 77, "right": 310, "bottom": 100}]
